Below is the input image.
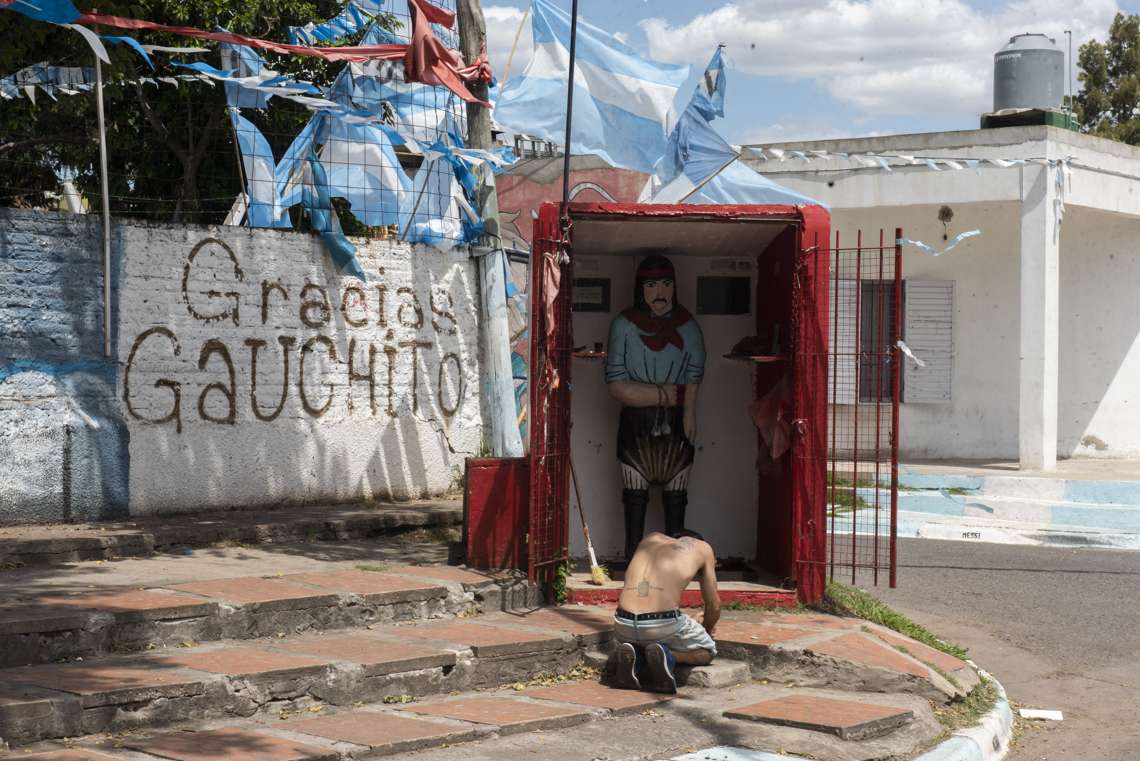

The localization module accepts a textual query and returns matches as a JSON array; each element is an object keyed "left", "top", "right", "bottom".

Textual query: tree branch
[{"left": 0, "top": 135, "right": 89, "bottom": 156}]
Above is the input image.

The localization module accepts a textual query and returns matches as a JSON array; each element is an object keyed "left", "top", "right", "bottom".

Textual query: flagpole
[
  {"left": 677, "top": 153, "right": 738, "bottom": 203},
  {"left": 93, "top": 14, "right": 113, "bottom": 359},
  {"left": 559, "top": 0, "right": 579, "bottom": 222}
]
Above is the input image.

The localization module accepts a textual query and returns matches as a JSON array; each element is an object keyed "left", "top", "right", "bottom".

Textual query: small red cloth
[
  {"left": 403, "top": 0, "right": 491, "bottom": 106},
  {"left": 751, "top": 375, "right": 794, "bottom": 459}
]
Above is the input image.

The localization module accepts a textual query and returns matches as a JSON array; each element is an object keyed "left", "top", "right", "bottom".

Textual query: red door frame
[{"left": 526, "top": 202, "right": 832, "bottom": 604}]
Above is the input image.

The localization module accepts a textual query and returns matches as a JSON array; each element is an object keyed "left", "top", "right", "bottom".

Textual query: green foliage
[
  {"left": 0, "top": 1, "right": 399, "bottom": 221},
  {"left": 933, "top": 677, "right": 998, "bottom": 732},
  {"left": 826, "top": 473, "right": 873, "bottom": 514},
  {"left": 552, "top": 558, "right": 572, "bottom": 604},
  {"left": 817, "top": 580, "right": 969, "bottom": 660},
  {"left": 1077, "top": 13, "right": 1140, "bottom": 143}
]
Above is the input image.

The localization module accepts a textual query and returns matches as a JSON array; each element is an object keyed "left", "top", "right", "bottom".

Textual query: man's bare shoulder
[{"left": 667, "top": 535, "right": 711, "bottom": 554}]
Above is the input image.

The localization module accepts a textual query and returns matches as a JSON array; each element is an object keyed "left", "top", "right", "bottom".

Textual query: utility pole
[
  {"left": 456, "top": 0, "right": 524, "bottom": 458},
  {"left": 456, "top": 0, "right": 492, "bottom": 149}
]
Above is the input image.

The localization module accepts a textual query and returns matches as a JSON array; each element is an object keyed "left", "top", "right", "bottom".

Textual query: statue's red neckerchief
[{"left": 621, "top": 305, "right": 694, "bottom": 352}]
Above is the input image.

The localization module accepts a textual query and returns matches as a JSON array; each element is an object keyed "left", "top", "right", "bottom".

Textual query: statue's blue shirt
[{"left": 605, "top": 312, "right": 705, "bottom": 386}]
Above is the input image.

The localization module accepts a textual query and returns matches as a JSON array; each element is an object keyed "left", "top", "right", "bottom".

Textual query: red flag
[
  {"left": 77, "top": 3, "right": 492, "bottom": 108},
  {"left": 403, "top": 0, "right": 489, "bottom": 106}
]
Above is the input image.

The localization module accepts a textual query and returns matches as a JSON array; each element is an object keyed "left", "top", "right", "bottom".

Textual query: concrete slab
[
  {"left": 809, "top": 633, "right": 929, "bottom": 678},
  {"left": 7, "top": 663, "right": 205, "bottom": 697},
  {"left": 167, "top": 578, "right": 337, "bottom": 608},
  {"left": 151, "top": 647, "right": 329, "bottom": 677},
  {"left": 124, "top": 727, "right": 335, "bottom": 761},
  {"left": 725, "top": 695, "right": 915, "bottom": 740},
  {"left": 286, "top": 709, "right": 482, "bottom": 751},
  {"left": 3, "top": 750, "right": 128, "bottom": 761},
  {"left": 281, "top": 570, "right": 444, "bottom": 599},
  {"left": 0, "top": 501, "right": 462, "bottom": 569},
  {"left": 402, "top": 697, "right": 593, "bottom": 735},
  {"left": 277, "top": 635, "right": 455, "bottom": 675},
  {"left": 488, "top": 607, "right": 614, "bottom": 644},
  {"left": 713, "top": 621, "right": 819, "bottom": 648},
  {"left": 0, "top": 604, "right": 90, "bottom": 635},
  {"left": 31, "top": 590, "right": 216, "bottom": 621},
  {"left": 410, "top": 620, "right": 569, "bottom": 657},
  {"left": 678, "top": 659, "right": 751, "bottom": 688},
  {"left": 868, "top": 628, "right": 969, "bottom": 674},
  {"left": 522, "top": 680, "right": 672, "bottom": 714},
  {"left": 386, "top": 566, "right": 499, "bottom": 586}
]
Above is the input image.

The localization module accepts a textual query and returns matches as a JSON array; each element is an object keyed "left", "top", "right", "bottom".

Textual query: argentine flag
[
  {"left": 494, "top": 0, "right": 689, "bottom": 174},
  {"left": 641, "top": 47, "right": 822, "bottom": 208}
]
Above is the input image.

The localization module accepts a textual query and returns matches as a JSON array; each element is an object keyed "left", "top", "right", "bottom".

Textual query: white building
[{"left": 744, "top": 125, "right": 1140, "bottom": 470}]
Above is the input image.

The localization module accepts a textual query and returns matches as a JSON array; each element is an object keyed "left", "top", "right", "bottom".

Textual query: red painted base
[{"left": 566, "top": 586, "right": 798, "bottom": 609}]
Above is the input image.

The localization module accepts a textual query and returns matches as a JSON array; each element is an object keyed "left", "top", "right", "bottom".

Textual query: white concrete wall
[
  {"left": 1058, "top": 208, "right": 1140, "bottom": 458},
  {"left": 118, "top": 224, "right": 481, "bottom": 514},
  {"left": 569, "top": 254, "right": 759, "bottom": 560},
  {"left": 827, "top": 203, "right": 1022, "bottom": 461}
]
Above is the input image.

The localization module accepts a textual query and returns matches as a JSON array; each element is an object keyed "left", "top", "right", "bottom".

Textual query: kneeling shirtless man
[{"left": 610, "top": 530, "right": 720, "bottom": 693}]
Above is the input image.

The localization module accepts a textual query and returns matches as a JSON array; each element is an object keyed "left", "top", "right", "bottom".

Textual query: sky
[{"left": 482, "top": 0, "right": 1140, "bottom": 145}]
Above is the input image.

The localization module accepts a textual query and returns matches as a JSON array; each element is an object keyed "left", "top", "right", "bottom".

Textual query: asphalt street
[{"left": 854, "top": 537, "right": 1140, "bottom": 760}]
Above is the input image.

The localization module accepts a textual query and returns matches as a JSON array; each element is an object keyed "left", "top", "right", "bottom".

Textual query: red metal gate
[
  {"left": 827, "top": 229, "right": 902, "bottom": 587},
  {"left": 526, "top": 204, "right": 573, "bottom": 586}
]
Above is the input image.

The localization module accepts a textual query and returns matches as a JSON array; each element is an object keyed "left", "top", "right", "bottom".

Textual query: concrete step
[
  {"left": 0, "top": 610, "right": 970, "bottom": 759},
  {"left": 0, "top": 606, "right": 616, "bottom": 747},
  {"left": 1, "top": 661, "right": 947, "bottom": 761},
  {"left": 0, "top": 501, "right": 462, "bottom": 569},
  {"left": 0, "top": 566, "right": 538, "bottom": 668}
]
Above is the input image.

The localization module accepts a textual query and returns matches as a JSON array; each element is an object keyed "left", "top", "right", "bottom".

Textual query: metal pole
[
  {"left": 94, "top": 42, "right": 113, "bottom": 359},
  {"left": 400, "top": 161, "right": 435, "bottom": 242},
  {"left": 889, "top": 228, "right": 902, "bottom": 588},
  {"left": 677, "top": 154, "right": 739, "bottom": 203},
  {"left": 558, "top": 0, "right": 580, "bottom": 221},
  {"left": 226, "top": 109, "right": 250, "bottom": 228}
]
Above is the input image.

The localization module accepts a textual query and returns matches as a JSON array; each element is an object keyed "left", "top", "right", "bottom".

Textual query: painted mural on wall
[
  {"left": 497, "top": 155, "right": 645, "bottom": 447},
  {"left": 496, "top": 155, "right": 646, "bottom": 250}
]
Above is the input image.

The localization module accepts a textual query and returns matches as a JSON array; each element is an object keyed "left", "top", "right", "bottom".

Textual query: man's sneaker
[
  {"left": 611, "top": 642, "right": 641, "bottom": 690},
  {"left": 644, "top": 642, "right": 677, "bottom": 694}
]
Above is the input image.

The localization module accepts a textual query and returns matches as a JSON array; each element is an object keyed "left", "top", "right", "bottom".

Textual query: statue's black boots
[
  {"left": 663, "top": 489, "right": 688, "bottom": 537},
  {"left": 623, "top": 488, "right": 649, "bottom": 560}
]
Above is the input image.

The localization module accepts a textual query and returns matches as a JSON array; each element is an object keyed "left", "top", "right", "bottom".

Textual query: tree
[
  {"left": 0, "top": 1, "right": 398, "bottom": 222},
  {"left": 1076, "top": 12, "right": 1140, "bottom": 144}
]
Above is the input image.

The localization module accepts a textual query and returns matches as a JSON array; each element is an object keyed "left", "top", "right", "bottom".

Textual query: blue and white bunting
[
  {"left": 288, "top": 0, "right": 385, "bottom": 45},
  {"left": 102, "top": 35, "right": 155, "bottom": 69},
  {"left": 897, "top": 229, "right": 981, "bottom": 256},
  {"left": 1, "top": 0, "right": 79, "bottom": 24},
  {"left": 228, "top": 108, "right": 290, "bottom": 229},
  {"left": 302, "top": 144, "right": 366, "bottom": 280}
]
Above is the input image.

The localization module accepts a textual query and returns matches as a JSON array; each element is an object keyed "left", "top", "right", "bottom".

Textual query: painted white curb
[{"left": 912, "top": 665, "right": 1013, "bottom": 761}]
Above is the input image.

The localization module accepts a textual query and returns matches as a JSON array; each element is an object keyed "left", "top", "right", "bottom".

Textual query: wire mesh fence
[
  {"left": 0, "top": 0, "right": 476, "bottom": 247},
  {"left": 827, "top": 229, "right": 901, "bottom": 587}
]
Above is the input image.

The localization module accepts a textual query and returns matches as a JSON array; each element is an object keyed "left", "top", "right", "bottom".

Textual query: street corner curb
[{"left": 912, "top": 665, "right": 1012, "bottom": 761}]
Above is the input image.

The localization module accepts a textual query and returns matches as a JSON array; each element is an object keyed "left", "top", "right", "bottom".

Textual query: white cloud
[
  {"left": 484, "top": 5, "right": 534, "bottom": 83},
  {"left": 641, "top": 0, "right": 1118, "bottom": 118}
]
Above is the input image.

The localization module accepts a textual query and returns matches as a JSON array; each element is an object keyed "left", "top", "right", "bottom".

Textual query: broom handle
[{"left": 569, "top": 456, "right": 594, "bottom": 548}]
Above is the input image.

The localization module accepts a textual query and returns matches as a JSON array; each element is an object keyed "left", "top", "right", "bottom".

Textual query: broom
[{"left": 569, "top": 456, "right": 607, "bottom": 585}]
